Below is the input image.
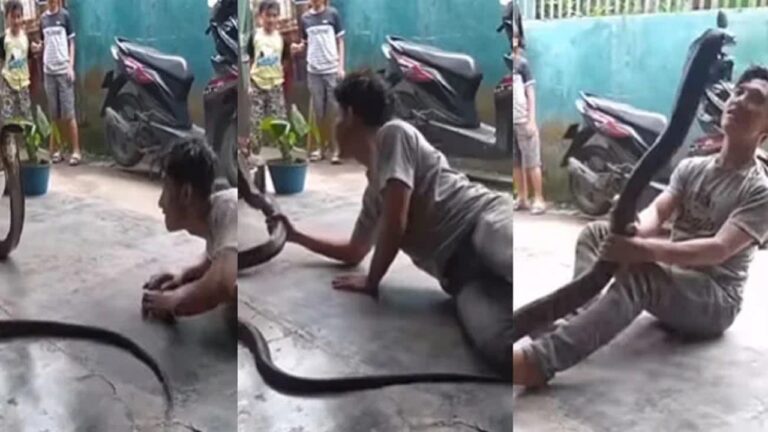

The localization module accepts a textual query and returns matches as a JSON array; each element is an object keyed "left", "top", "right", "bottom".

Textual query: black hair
[
  {"left": 161, "top": 139, "right": 217, "bottom": 200},
  {"left": 737, "top": 65, "right": 768, "bottom": 87},
  {"left": 4, "top": 0, "right": 23, "bottom": 17},
  {"left": 334, "top": 69, "right": 394, "bottom": 128},
  {"left": 258, "top": 0, "right": 280, "bottom": 15}
]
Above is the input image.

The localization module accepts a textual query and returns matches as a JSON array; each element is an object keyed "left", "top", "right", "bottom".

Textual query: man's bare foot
[{"left": 513, "top": 348, "right": 548, "bottom": 387}]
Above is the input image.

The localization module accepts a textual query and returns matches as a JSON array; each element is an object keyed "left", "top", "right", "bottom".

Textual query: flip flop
[
  {"left": 68, "top": 153, "right": 82, "bottom": 166},
  {"left": 51, "top": 152, "right": 63, "bottom": 164}
]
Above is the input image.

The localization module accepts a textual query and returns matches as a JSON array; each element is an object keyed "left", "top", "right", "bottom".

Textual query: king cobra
[
  {"left": 0, "top": 124, "right": 172, "bottom": 407},
  {"left": 511, "top": 27, "right": 733, "bottom": 342},
  {"left": 235, "top": 156, "right": 508, "bottom": 394}
]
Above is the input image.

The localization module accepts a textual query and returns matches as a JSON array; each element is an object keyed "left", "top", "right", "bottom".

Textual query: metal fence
[{"left": 518, "top": 0, "right": 768, "bottom": 19}]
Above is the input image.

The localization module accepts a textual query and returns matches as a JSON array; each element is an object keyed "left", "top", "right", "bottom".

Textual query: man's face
[
  {"left": 158, "top": 177, "right": 192, "bottom": 232},
  {"left": 48, "top": 0, "right": 61, "bottom": 10},
  {"left": 309, "top": 0, "right": 325, "bottom": 10},
  {"left": 722, "top": 78, "right": 768, "bottom": 144}
]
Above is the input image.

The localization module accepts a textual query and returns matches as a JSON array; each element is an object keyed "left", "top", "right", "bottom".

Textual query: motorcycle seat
[
  {"left": 120, "top": 41, "right": 193, "bottom": 83},
  {"left": 587, "top": 95, "right": 667, "bottom": 136},
  {"left": 390, "top": 38, "right": 481, "bottom": 80}
]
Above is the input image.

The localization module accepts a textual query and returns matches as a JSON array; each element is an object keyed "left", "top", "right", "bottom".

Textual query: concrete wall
[
  {"left": 69, "top": 0, "right": 214, "bottom": 154},
  {"left": 524, "top": 8, "right": 768, "bottom": 201}
]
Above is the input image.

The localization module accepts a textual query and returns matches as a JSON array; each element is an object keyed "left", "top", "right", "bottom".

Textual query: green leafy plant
[
  {"left": 260, "top": 104, "right": 320, "bottom": 163},
  {"left": 15, "top": 105, "right": 60, "bottom": 165}
]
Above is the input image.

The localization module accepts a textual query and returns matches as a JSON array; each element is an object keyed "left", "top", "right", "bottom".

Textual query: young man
[
  {"left": 141, "top": 140, "right": 238, "bottom": 319},
  {"left": 512, "top": 29, "right": 546, "bottom": 214},
  {"left": 291, "top": 0, "right": 345, "bottom": 164},
  {"left": 514, "top": 66, "right": 768, "bottom": 386},
  {"left": 41, "top": 0, "right": 81, "bottom": 166},
  {"left": 271, "top": 70, "right": 513, "bottom": 378}
]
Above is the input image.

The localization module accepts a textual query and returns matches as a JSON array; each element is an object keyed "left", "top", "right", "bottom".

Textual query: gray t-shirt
[
  {"left": 41, "top": 8, "right": 75, "bottom": 76},
  {"left": 512, "top": 55, "right": 534, "bottom": 125},
  {"left": 353, "top": 120, "right": 508, "bottom": 279},
  {"left": 668, "top": 155, "right": 768, "bottom": 291},
  {"left": 299, "top": 7, "right": 345, "bottom": 75},
  {"left": 206, "top": 188, "right": 238, "bottom": 260}
]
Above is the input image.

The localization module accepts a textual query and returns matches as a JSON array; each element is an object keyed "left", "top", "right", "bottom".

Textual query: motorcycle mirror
[{"left": 717, "top": 10, "right": 728, "bottom": 29}]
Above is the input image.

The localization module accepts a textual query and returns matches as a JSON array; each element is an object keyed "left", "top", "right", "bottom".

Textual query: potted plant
[
  {"left": 18, "top": 105, "right": 58, "bottom": 197},
  {"left": 260, "top": 104, "right": 318, "bottom": 195}
]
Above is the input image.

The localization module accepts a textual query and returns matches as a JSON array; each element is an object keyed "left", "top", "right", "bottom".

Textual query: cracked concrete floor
[
  {"left": 513, "top": 212, "right": 768, "bottom": 432},
  {"left": 0, "top": 165, "right": 236, "bottom": 431},
  {"left": 237, "top": 163, "right": 512, "bottom": 432}
]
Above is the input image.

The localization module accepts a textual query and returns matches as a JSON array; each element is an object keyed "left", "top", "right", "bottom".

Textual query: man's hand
[
  {"left": 267, "top": 214, "right": 297, "bottom": 242},
  {"left": 30, "top": 41, "right": 42, "bottom": 53},
  {"left": 143, "top": 272, "right": 182, "bottom": 292},
  {"left": 338, "top": 67, "right": 346, "bottom": 79},
  {"left": 332, "top": 273, "right": 379, "bottom": 299},
  {"left": 290, "top": 42, "right": 304, "bottom": 55},
  {"left": 141, "top": 290, "right": 180, "bottom": 322},
  {"left": 600, "top": 233, "right": 653, "bottom": 264},
  {"left": 526, "top": 120, "right": 537, "bottom": 136},
  {"left": 67, "top": 66, "right": 75, "bottom": 83}
]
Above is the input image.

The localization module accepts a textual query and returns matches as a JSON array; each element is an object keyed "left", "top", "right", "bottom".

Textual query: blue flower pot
[
  {"left": 267, "top": 159, "right": 308, "bottom": 195},
  {"left": 21, "top": 162, "right": 51, "bottom": 197}
]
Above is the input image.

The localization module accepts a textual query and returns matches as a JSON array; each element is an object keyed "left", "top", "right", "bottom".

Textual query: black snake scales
[
  {"left": 235, "top": 156, "right": 508, "bottom": 394},
  {"left": 511, "top": 28, "right": 731, "bottom": 342}
]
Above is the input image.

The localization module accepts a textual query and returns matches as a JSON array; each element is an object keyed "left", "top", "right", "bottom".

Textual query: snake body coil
[
  {"left": 236, "top": 156, "right": 507, "bottom": 394},
  {"left": 511, "top": 29, "right": 731, "bottom": 342}
]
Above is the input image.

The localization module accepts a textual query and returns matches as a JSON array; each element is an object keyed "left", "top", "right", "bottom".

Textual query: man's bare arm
[
  {"left": 635, "top": 190, "right": 681, "bottom": 237},
  {"left": 365, "top": 180, "right": 411, "bottom": 291},
  {"left": 178, "top": 256, "right": 212, "bottom": 283},
  {"left": 172, "top": 251, "right": 237, "bottom": 317},
  {"left": 643, "top": 221, "right": 755, "bottom": 267}
]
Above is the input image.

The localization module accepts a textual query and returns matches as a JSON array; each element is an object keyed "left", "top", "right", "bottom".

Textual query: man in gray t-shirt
[
  {"left": 272, "top": 71, "right": 513, "bottom": 378},
  {"left": 141, "top": 141, "right": 237, "bottom": 321},
  {"left": 514, "top": 66, "right": 768, "bottom": 387},
  {"left": 40, "top": 0, "right": 82, "bottom": 166}
]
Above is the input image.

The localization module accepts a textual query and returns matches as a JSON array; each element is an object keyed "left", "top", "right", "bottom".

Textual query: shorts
[
  {"left": 512, "top": 123, "right": 541, "bottom": 169},
  {"left": 250, "top": 84, "right": 287, "bottom": 151},
  {"left": 0, "top": 78, "right": 31, "bottom": 123},
  {"left": 44, "top": 73, "right": 76, "bottom": 121},
  {"left": 307, "top": 72, "right": 338, "bottom": 120}
]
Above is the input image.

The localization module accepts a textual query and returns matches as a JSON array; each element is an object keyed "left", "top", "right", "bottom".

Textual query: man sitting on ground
[
  {"left": 142, "top": 140, "right": 237, "bottom": 319},
  {"left": 514, "top": 66, "right": 768, "bottom": 386},
  {"left": 271, "top": 70, "right": 513, "bottom": 378}
]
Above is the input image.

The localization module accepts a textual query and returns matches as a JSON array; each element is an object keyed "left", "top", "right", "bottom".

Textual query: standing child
[
  {"left": 41, "top": 0, "right": 81, "bottom": 166},
  {"left": 247, "top": 0, "right": 288, "bottom": 157},
  {"left": 512, "top": 29, "right": 546, "bottom": 214},
  {"left": 291, "top": 0, "right": 345, "bottom": 164},
  {"left": 0, "top": 0, "right": 40, "bottom": 124}
]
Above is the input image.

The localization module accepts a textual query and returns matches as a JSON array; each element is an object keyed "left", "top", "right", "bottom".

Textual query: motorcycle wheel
[
  {"left": 106, "top": 92, "right": 143, "bottom": 167},
  {"left": 0, "top": 127, "right": 24, "bottom": 259},
  {"left": 569, "top": 141, "right": 614, "bottom": 217},
  {"left": 215, "top": 118, "right": 237, "bottom": 187}
]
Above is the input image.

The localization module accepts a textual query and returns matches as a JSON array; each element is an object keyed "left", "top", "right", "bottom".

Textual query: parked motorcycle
[
  {"left": 100, "top": 0, "right": 238, "bottom": 185},
  {"left": 377, "top": 2, "right": 517, "bottom": 159},
  {"left": 561, "top": 11, "right": 736, "bottom": 216}
]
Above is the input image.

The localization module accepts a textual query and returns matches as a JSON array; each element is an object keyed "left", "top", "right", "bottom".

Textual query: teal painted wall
[
  {"left": 520, "top": 8, "right": 768, "bottom": 202},
  {"left": 525, "top": 8, "right": 768, "bottom": 125},
  {"left": 68, "top": 0, "right": 214, "bottom": 153},
  {"left": 337, "top": 0, "right": 510, "bottom": 122}
]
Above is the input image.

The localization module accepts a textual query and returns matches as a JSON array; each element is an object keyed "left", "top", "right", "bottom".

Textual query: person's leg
[
  {"left": 0, "top": 79, "right": 15, "bottom": 124},
  {"left": 518, "top": 254, "right": 740, "bottom": 386},
  {"left": 519, "top": 128, "right": 545, "bottom": 214},
  {"left": 43, "top": 73, "right": 62, "bottom": 163},
  {"left": 306, "top": 73, "right": 326, "bottom": 162},
  {"left": 248, "top": 85, "right": 264, "bottom": 156},
  {"left": 323, "top": 73, "right": 341, "bottom": 164},
  {"left": 58, "top": 74, "right": 81, "bottom": 166},
  {"left": 455, "top": 275, "right": 513, "bottom": 379},
  {"left": 18, "top": 86, "right": 32, "bottom": 122},
  {"left": 511, "top": 125, "right": 529, "bottom": 210}
]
